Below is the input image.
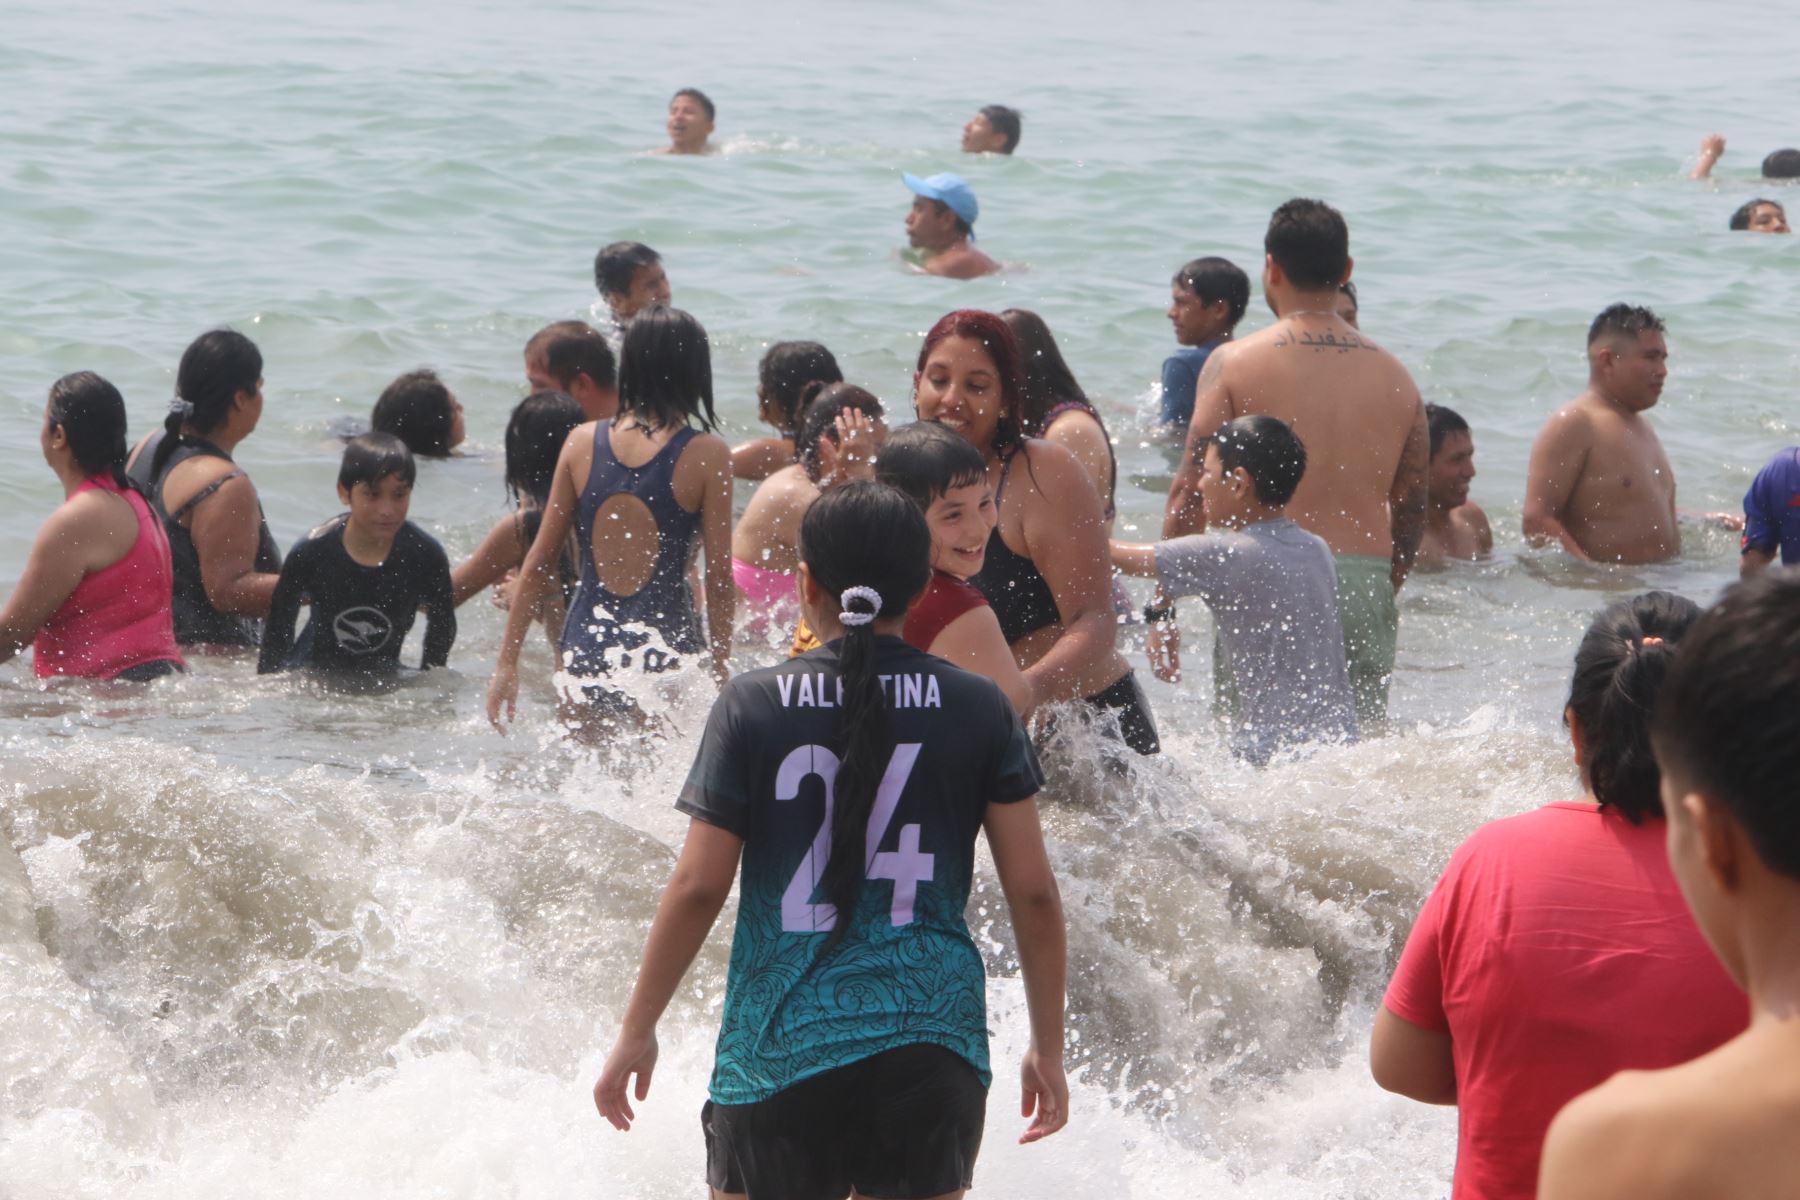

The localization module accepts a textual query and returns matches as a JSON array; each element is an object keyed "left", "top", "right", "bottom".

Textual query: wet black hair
[
  {"left": 1206, "top": 414, "right": 1307, "bottom": 506},
  {"left": 1729, "top": 198, "right": 1785, "bottom": 231},
  {"left": 615, "top": 306, "right": 718, "bottom": 433},
  {"left": 1653, "top": 573, "right": 1800, "bottom": 879},
  {"left": 149, "top": 329, "right": 263, "bottom": 479},
  {"left": 593, "top": 241, "right": 662, "bottom": 299},
  {"left": 759, "top": 341, "right": 844, "bottom": 434},
  {"left": 1425, "top": 403, "right": 1471, "bottom": 458},
  {"left": 796, "top": 383, "right": 884, "bottom": 484},
  {"left": 504, "top": 390, "right": 584, "bottom": 508},
  {"left": 671, "top": 87, "right": 715, "bottom": 122},
  {"left": 1265, "top": 198, "right": 1350, "bottom": 289},
  {"left": 876, "top": 420, "right": 988, "bottom": 511},
  {"left": 1761, "top": 148, "right": 1800, "bottom": 179},
  {"left": 1000, "top": 308, "right": 1117, "bottom": 506},
  {"left": 1587, "top": 303, "right": 1665, "bottom": 346},
  {"left": 797, "top": 480, "right": 933, "bottom": 959},
  {"left": 47, "top": 371, "right": 132, "bottom": 489},
  {"left": 979, "top": 104, "right": 1022, "bottom": 154},
  {"left": 371, "top": 369, "right": 457, "bottom": 458},
  {"left": 1565, "top": 591, "right": 1701, "bottom": 823},
  {"left": 527, "top": 321, "right": 616, "bottom": 391},
  {"left": 338, "top": 431, "right": 416, "bottom": 492},
  {"left": 1173, "top": 256, "right": 1251, "bottom": 327},
  {"left": 1339, "top": 279, "right": 1359, "bottom": 310}
]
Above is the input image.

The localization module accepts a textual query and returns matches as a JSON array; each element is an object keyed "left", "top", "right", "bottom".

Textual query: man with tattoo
[
  {"left": 1158, "top": 198, "right": 1428, "bottom": 724},
  {"left": 1523, "top": 305, "right": 1680, "bottom": 565}
]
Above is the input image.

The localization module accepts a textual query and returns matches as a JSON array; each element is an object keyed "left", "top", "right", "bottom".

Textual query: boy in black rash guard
[{"left": 258, "top": 433, "right": 455, "bottom": 674}]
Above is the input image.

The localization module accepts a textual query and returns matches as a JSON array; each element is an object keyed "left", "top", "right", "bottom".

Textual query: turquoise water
[{"left": 2, "top": 1, "right": 1796, "bottom": 1195}]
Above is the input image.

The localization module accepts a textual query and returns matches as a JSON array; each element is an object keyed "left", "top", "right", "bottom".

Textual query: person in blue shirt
[
  {"left": 592, "top": 480, "right": 1068, "bottom": 1200},
  {"left": 1158, "top": 256, "right": 1250, "bottom": 430},
  {"left": 1741, "top": 446, "right": 1800, "bottom": 576}
]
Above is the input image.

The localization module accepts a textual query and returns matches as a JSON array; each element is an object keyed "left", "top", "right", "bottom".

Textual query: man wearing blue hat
[{"left": 903, "top": 172, "right": 998, "bottom": 279}]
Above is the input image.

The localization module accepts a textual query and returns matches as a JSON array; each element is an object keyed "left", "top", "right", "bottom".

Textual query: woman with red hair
[{"left": 913, "top": 310, "right": 1157, "bottom": 754}]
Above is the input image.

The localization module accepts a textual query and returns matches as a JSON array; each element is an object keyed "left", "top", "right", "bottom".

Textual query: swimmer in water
[
  {"left": 593, "top": 242, "right": 672, "bottom": 349},
  {"left": 487, "top": 306, "right": 734, "bottom": 733},
  {"left": 593, "top": 480, "right": 1069, "bottom": 1196},
  {"left": 0, "top": 372, "right": 184, "bottom": 682},
  {"left": 1690, "top": 133, "right": 1800, "bottom": 181},
  {"left": 730, "top": 340, "right": 844, "bottom": 481},
  {"left": 1417, "top": 404, "right": 1493, "bottom": 563},
  {"left": 876, "top": 421, "right": 1034, "bottom": 717},
  {"left": 1158, "top": 256, "right": 1250, "bottom": 431},
  {"left": 654, "top": 87, "right": 715, "bottom": 156},
  {"left": 258, "top": 433, "right": 455, "bottom": 675},
  {"left": 524, "top": 321, "right": 618, "bottom": 422},
  {"left": 733, "top": 383, "right": 885, "bottom": 642},
  {"left": 1728, "top": 197, "right": 1790, "bottom": 233},
  {"left": 371, "top": 368, "right": 465, "bottom": 457},
  {"left": 126, "top": 329, "right": 283, "bottom": 649},
  {"left": 961, "top": 104, "right": 1022, "bottom": 155},
  {"left": 1523, "top": 304, "right": 1680, "bottom": 564},
  {"left": 1540, "top": 573, "right": 1800, "bottom": 1200},
  {"left": 1336, "top": 279, "right": 1360, "bottom": 328},
  {"left": 903, "top": 172, "right": 999, "bottom": 280}
]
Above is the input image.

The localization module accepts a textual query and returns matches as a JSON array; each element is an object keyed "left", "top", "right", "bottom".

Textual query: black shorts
[
  {"left": 702, "top": 1043, "right": 986, "bottom": 1200},
  {"left": 1083, "top": 670, "right": 1160, "bottom": 756}
]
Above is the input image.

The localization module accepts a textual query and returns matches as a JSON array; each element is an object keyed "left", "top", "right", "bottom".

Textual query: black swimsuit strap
[{"left": 169, "top": 469, "right": 247, "bottom": 522}]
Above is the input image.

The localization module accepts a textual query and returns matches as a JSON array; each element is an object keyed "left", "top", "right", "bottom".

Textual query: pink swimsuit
[
  {"left": 34, "top": 477, "right": 184, "bottom": 680},
  {"left": 732, "top": 556, "right": 798, "bottom": 608}
]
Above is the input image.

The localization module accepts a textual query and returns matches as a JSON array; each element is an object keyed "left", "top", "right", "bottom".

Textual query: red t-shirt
[
  {"left": 1384, "top": 802, "right": 1746, "bottom": 1200},
  {"left": 903, "top": 570, "right": 989, "bottom": 652}
]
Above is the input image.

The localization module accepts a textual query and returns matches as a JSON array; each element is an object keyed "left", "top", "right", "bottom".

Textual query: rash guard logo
[{"left": 332, "top": 607, "right": 392, "bottom": 654}]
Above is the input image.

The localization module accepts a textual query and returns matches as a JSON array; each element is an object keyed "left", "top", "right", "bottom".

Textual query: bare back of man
[
  {"left": 923, "top": 242, "right": 999, "bottom": 280},
  {"left": 1524, "top": 390, "right": 1678, "bottom": 563}
]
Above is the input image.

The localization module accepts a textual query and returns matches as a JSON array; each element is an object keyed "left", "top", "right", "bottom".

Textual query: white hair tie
[
  {"left": 168, "top": 396, "right": 195, "bottom": 420},
  {"left": 839, "top": 586, "right": 882, "bottom": 627}
]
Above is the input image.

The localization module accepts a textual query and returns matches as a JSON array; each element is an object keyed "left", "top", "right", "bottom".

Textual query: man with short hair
[
  {"left": 658, "top": 87, "right": 715, "bottom": 156},
  {"left": 1739, "top": 446, "right": 1800, "bottom": 577},
  {"left": 524, "top": 321, "right": 618, "bottom": 422},
  {"left": 592, "top": 241, "right": 672, "bottom": 346},
  {"left": 1539, "top": 570, "right": 1800, "bottom": 1200},
  {"left": 1729, "top": 198, "right": 1790, "bottom": 233},
  {"left": 1689, "top": 133, "right": 1800, "bottom": 180},
  {"left": 1159, "top": 198, "right": 1428, "bottom": 723},
  {"left": 1523, "top": 304, "right": 1679, "bottom": 564},
  {"left": 1418, "top": 404, "right": 1493, "bottom": 563},
  {"left": 1159, "top": 256, "right": 1249, "bottom": 429},
  {"left": 961, "top": 105, "right": 1021, "bottom": 155},
  {"left": 902, "top": 172, "right": 998, "bottom": 279}
]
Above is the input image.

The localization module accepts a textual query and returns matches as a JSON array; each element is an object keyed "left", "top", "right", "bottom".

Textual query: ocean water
[{"left": 2, "top": 1, "right": 1796, "bottom": 1195}]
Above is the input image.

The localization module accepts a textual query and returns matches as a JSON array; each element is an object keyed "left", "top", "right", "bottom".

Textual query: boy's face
[
  {"left": 338, "top": 473, "right": 412, "bottom": 540},
  {"left": 1168, "top": 282, "right": 1232, "bottom": 347},
  {"left": 1196, "top": 444, "right": 1252, "bottom": 529},
  {"left": 923, "top": 480, "right": 997, "bottom": 580}
]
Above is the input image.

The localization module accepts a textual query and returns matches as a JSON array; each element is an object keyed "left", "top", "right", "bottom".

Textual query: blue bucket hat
[{"left": 903, "top": 171, "right": 979, "bottom": 228}]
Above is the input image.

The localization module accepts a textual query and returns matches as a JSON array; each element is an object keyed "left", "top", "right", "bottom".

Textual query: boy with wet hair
[
  {"left": 371, "top": 368, "right": 465, "bottom": 457},
  {"left": 1728, "top": 197, "right": 1790, "bottom": 233},
  {"left": 962, "top": 104, "right": 1022, "bottom": 154},
  {"left": 258, "top": 433, "right": 455, "bottom": 675},
  {"left": 1113, "top": 414, "right": 1356, "bottom": 763},
  {"left": 1159, "top": 256, "right": 1250, "bottom": 429},
  {"left": 660, "top": 87, "right": 715, "bottom": 155},
  {"left": 1540, "top": 571, "right": 1800, "bottom": 1200},
  {"left": 592, "top": 242, "right": 672, "bottom": 344},
  {"left": 1419, "top": 403, "right": 1493, "bottom": 562}
]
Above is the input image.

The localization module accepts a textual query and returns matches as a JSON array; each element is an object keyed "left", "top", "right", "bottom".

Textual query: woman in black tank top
[
  {"left": 125, "top": 330, "right": 283, "bottom": 647},
  {"left": 913, "top": 310, "right": 1158, "bottom": 755}
]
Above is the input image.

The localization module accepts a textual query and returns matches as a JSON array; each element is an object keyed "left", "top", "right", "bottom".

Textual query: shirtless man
[
  {"left": 1523, "top": 305, "right": 1678, "bottom": 564},
  {"left": 1539, "top": 571, "right": 1800, "bottom": 1200},
  {"left": 524, "top": 321, "right": 617, "bottom": 422},
  {"left": 1160, "top": 198, "right": 1428, "bottom": 722},
  {"left": 654, "top": 88, "right": 714, "bottom": 156},
  {"left": 1418, "top": 404, "right": 1493, "bottom": 563},
  {"left": 902, "top": 172, "right": 998, "bottom": 279}
]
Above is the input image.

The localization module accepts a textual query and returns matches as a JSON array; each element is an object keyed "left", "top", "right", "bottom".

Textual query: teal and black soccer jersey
[{"left": 676, "top": 634, "right": 1043, "bottom": 1105}]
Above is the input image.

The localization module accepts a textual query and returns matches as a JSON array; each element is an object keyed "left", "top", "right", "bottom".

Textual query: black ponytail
[
  {"left": 47, "top": 372, "right": 133, "bottom": 491},
  {"left": 797, "top": 481, "right": 933, "bottom": 956},
  {"left": 1565, "top": 590, "right": 1701, "bottom": 822},
  {"left": 148, "top": 329, "right": 263, "bottom": 479}
]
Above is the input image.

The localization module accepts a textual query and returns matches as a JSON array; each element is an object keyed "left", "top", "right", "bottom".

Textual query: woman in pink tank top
[{"left": 0, "top": 373, "right": 184, "bottom": 681}]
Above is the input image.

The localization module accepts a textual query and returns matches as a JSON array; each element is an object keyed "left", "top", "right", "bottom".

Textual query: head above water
[
  {"left": 1264, "top": 198, "right": 1352, "bottom": 298},
  {"left": 1729, "top": 198, "right": 1790, "bottom": 234},
  {"left": 1761, "top": 148, "right": 1800, "bottom": 179},
  {"left": 876, "top": 420, "right": 989, "bottom": 511},
  {"left": 904, "top": 173, "right": 978, "bottom": 250},
  {"left": 1586, "top": 303, "right": 1668, "bottom": 410},
  {"left": 758, "top": 341, "right": 844, "bottom": 434},
  {"left": 999, "top": 308, "right": 1096, "bottom": 439},
  {"left": 504, "top": 390, "right": 583, "bottom": 508},
  {"left": 372, "top": 368, "right": 463, "bottom": 458},
  {"left": 338, "top": 430, "right": 416, "bottom": 493},
  {"left": 1205, "top": 414, "right": 1307, "bottom": 509},
  {"left": 45, "top": 371, "right": 131, "bottom": 487},
  {"left": 526, "top": 320, "right": 616, "bottom": 394},
  {"left": 1337, "top": 279, "right": 1360, "bottom": 327},
  {"left": 1425, "top": 402, "right": 1476, "bottom": 509},
  {"left": 963, "top": 105, "right": 1021, "bottom": 154},
  {"left": 593, "top": 242, "right": 671, "bottom": 321},
  {"left": 1170, "top": 257, "right": 1250, "bottom": 346},
  {"left": 666, "top": 88, "right": 715, "bottom": 153},
  {"left": 795, "top": 383, "right": 885, "bottom": 484},
  {"left": 150, "top": 328, "right": 265, "bottom": 478},
  {"left": 615, "top": 305, "right": 718, "bottom": 433},
  {"left": 1563, "top": 591, "right": 1701, "bottom": 823},
  {"left": 914, "top": 309, "right": 1027, "bottom": 459}
]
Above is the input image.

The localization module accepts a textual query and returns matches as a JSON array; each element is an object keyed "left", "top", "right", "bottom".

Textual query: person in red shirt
[{"left": 1370, "top": 590, "right": 1748, "bottom": 1200}]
